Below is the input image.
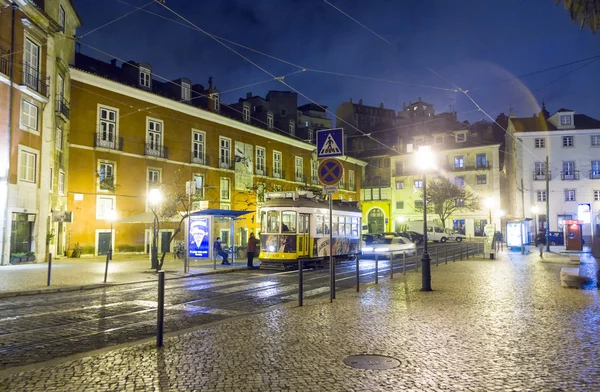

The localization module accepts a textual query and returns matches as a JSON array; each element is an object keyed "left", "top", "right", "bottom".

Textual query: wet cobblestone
[{"left": 0, "top": 250, "right": 598, "bottom": 391}]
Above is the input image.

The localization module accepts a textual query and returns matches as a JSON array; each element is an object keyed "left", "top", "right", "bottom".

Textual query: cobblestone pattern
[{"left": 0, "top": 250, "right": 598, "bottom": 391}]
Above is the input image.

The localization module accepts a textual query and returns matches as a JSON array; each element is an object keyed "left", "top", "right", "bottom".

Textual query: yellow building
[{"left": 67, "top": 53, "right": 365, "bottom": 256}]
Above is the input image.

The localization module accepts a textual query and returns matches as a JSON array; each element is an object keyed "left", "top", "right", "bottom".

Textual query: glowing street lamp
[
  {"left": 415, "top": 145, "right": 433, "bottom": 292},
  {"left": 149, "top": 188, "right": 162, "bottom": 270}
]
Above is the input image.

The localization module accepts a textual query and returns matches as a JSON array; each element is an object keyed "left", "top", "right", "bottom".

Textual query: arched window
[{"left": 367, "top": 208, "right": 385, "bottom": 234}]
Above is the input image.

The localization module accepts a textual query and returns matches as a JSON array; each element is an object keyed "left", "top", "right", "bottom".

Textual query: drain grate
[{"left": 343, "top": 355, "right": 401, "bottom": 370}]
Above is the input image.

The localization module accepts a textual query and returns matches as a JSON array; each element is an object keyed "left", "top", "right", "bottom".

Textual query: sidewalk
[
  {"left": 0, "top": 250, "right": 598, "bottom": 391},
  {"left": 0, "top": 253, "right": 249, "bottom": 297}
]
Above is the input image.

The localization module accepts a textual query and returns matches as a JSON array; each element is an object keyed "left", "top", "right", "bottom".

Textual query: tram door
[{"left": 298, "top": 214, "right": 310, "bottom": 257}]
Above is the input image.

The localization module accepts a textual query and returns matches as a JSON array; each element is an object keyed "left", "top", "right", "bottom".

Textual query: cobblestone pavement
[{"left": 0, "top": 248, "right": 598, "bottom": 391}]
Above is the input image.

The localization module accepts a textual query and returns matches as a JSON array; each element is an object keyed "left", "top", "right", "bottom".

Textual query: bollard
[
  {"left": 403, "top": 252, "right": 406, "bottom": 275},
  {"left": 390, "top": 252, "right": 394, "bottom": 279},
  {"left": 415, "top": 248, "right": 419, "bottom": 272},
  {"left": 445, "top": 247, "right": 448, "bottom": 265},
  {"left": 47, "top": 253, "right": 52, "bottom": 286},
  {"left": 298, "top": 259, "right": 303, "bottom": 307},
  {"left": 356, "top": 253, "right": 360, "bottom": 292},
  {"left": 460, "top": 243, "right": 463, "bottom": 261},
  {"left": 157, "top": 270, "right": 165, "bottom": 347},
  {"left": 435, "top": 248, "right": 439, "bottom": 267},
  {"left": 467, "top": 244, "right": 470, "bottom": 259},
  {"left": 104, "top": 251, "right": 110, "bottom": 283},
  {"left": 213, "top": 256, "right": 217, "bottom": 271},
  {"left": 375, "top": 254, "right": 379, "bottom": 284},
  {"left": 453, "top": 249, "right": 456, "bottom": 263}
]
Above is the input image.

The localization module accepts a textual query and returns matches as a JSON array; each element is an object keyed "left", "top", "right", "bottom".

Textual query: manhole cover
[{"left": 343, "top": 355, "right": 401, "bottom": 370}]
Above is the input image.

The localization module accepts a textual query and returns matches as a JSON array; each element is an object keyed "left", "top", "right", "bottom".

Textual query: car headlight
[
  {"left": 362, "top": 247, "right": 373, "bottom": 252},
  {"left": 376, "top": 247, "right": 389, "bottom": 252},
  {"left": 268, "top": 246, "right": 275, "bottom": 252}
]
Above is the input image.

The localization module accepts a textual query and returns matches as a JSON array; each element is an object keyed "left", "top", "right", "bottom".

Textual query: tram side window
[
  {"left": 332, "top": 216, "right": 339, "bottom": 236},
  {"left": 266, "top": 211, "right": 280, "bottom": 233},
  {"left": 339, "top": 216, "right": 346, "bottom": 236},
  {"left": 261, "top": 211, "right": 268, "bottom": 233},
  {"left": 315, "top": 215, "right": 323, "bottom": 235},
  {"left": 282, "top": 211, "right": 296, "bottom": 233},
  {"left": 351, "top": 217, "right": 359, "bottom": 236},
  {"left": 346, "top": 219, "right": 352, "bottom": 237},
  {"left": 324, "top": 215, "right": 330, "bottom": 235}
]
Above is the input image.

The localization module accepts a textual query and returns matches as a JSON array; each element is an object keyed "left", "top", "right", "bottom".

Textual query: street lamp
[
  {"left": 108, "top": 209, "right": 117, "bottom": 260},
  {"left": 149, "top": 188, "right": 162, "bottom": 270},
  {"left": 415, "top": 145, "right": 433, "bottom": 292}
]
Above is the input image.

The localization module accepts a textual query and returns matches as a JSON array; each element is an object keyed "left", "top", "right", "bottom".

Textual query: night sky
[{"left": 73, "top": 0, "right": 600, "bottom": 125}]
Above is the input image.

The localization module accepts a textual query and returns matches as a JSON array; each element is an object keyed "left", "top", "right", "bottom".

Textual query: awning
[
  {"left": 189, "top": 209, "right": 252, "bottom": 218},
  {"left": 115, "top": 211, "right": 183, "bottom": 224}
]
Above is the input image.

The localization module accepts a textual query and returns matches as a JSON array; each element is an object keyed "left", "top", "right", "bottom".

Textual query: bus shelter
[{"left": 186, "top": 209, "right": 252, "bottom": 268}]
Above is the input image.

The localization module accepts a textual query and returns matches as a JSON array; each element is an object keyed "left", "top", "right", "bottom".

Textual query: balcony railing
[
  {"left": 362, "top": 178, "right": 391, "bottom": 188},
  {"left": 191, "top": 152, "right": 209, "bottom": 166},
  {"left": 20, "top": 63, "right": 49, "bottom": 97},
  {"left": 349, "top": 184, "right": 356, "bottom": 191},
  {"left": 532, "top": 171, "right": 552, "bottom": 181},
  {"left": 295, "top": 173, "right": 305, "bottom": 183},
  {"left": 589, "top": 170, "right": 600, "bottom": 180},
  {"left": 450, "top": 162, "right": 491, "bottom": 171},
  {"left": 218, "top": 160, "right": 233, "bottom": 170},
  {"left": 273, "top": 170, "right": 286, "bottom": 179},
  {"left": 145, "top": 143, "right": 168, "bottom": 159},
  {"left": 56, "top": 95, "right": 70, "bottom": 119},
  {"left": 311, "top": 177, "right": 319, "bottom": 185},
  {"left": 0, "top": 46, "right": 9, "bottom": 76},
  {"left": 94, "top": 133, "right": 123, "bottom": 151},
  {"left": 561, "top": 171, "right": 579, "bottom": 181}
]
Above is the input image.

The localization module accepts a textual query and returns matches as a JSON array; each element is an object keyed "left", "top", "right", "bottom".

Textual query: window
[
  {"left": 98, "top": 106, "right": 117, "bottom": 147},
  {"left": 594, "top": 190, "right": 600, "bottom": 201},
  {"left": 49, "top": 167, "right": 53, "bottom": 191},
  {"left": 474, "top": 219, "right": 487, "bottom": 236},
  {"left": 311, "top": 159, "right": 318, "bottom": 183},
  {"left": 147, "top": 119, "right": 162, "bottom": 154},
  {"left": 96, "top": 196, "right": 115, "bottom": 219},
  {"left": 256, "top": 147, "right": 266, "bottom": 174},
  {"left": 98, "top": 162, "right": 114, "bottom": 190},
  {"left": 455, "top": 176, "right": 465, "bottom": 187},
  {"left": 193, "top": 174, "right": 204, "bottom": 198},
  {"left": 537, "top": 190, "right": 547, "bottom": 202},
  {"left": 220, "top": 177, "right": 230, "bottom": 200},
  {"left": 565, "top": 189, "right": 576, "bottom": 201},
  {"left": 24, "top": 38, "right": 40, "bottom": 89},
  {"left": 396, "top": 201, "right": 404, "bottom": 209},
  {"left": 212, "top": 93, "right": 220, "bottom": 112},
  {"left": 307, "top": 128, "right": 313, "bottom": 142},
  {"left": 455, "top": 132, "right": 467, "bottom": 142},
  {"left": 55, "top": 126, "right": 63, "bottom": 151},
  {"left": 476, "top": 175, "right": 487, "bottom": 185},
  {"left": 192, "top": 130, "right": 205, "bottom": 164},
  {"left": 349, "top": 170, "right": 355, "bottom": 190},
  {"left": 280, "top": 109, "right": 287, "bottom": 116},
  {"left": 58, "top": 172, "right": 65, "bottom": 195},
  {"left": 414, "top": 200, "right": 423, "bottom": 209},
  {"left": 20, "top": 100, "right": 38, "bottom": 132},
  {"left": 289, "top": 121, "right": 295, "bottom": 136},
  {"left": 563, "top": 161, "right": 575, "bottom": 175},
  {"left": 295, "top": 156, "right": 303, "bottom": 181},
  {"left": 414, "top": 180, "right": 423, "bottom": 188},
  {"left": 147, "top": 168, "right": 160, "bottom": 184},
  {"left": 592, "top": 161, "right": 600, "bottom": 177},
  {"left": 267, "top": 113, "right": 274, "bottom": 129},
  {"left": 560, "top": 115, "right": 572, "bottom": 126},
  {"left": 562, "top": 136, "right": 574, "bottom": 147},
  {"left": 592, "top": 135, "right": 600, "bottom": 147},
  {"left": 455, "top": 198, "right": 464, "bottom": 207},
  {"left": 413, "top": 136, "right": 424, "bottom": 147},
  {"left": 181, "top": 82, "right": 191, "bottom": 101},
  {"left": 454, "top": 156, "right": 464, "bottom": 169},
  {"left": 19, "top": 150, "right": 36, "bottom": 183},
  {"left": 476, "top": 154, "right": 487, "bottom": 168},
  {"left": 534, "top": 162, "right": 546, "bottom": 176},
  {"left": 535, "top": 138, "right": 545, "bottom": 148},
  {"left": 434, "top": 135, "right": 444, "bottom": 144},
  {"left": 273, "top": 151, "right": 282, "bottom": 178},
  {"left": 219, "top": 137, "right": 231, "bottom": 169},
  {"left": 395, "top": 181, "right": 404, "bottom": 190},
  {"left": 282, "top": 211, "right": 296, "bottom": 233},
  {"left": 139, "top": 67, "right": 151, "bottom": 88},
  {"left": 243, "top": 105, "right": 250, "bottom": 122},
  {"left": 394, "top": 162, "right": 403, "bottom": 175}
]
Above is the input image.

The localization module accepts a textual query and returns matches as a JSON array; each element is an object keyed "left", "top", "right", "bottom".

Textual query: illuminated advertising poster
[
  {"left": 577, "top": 203, "right": 591, "bottom": 224},
  {"left": 189, "top": 217, "right": 209, "bottom": 258},
  {"left": 506, "top": 222, "right": 522, "bottom": 247}
]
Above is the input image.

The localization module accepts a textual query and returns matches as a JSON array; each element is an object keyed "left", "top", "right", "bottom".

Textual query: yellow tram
[{"left": 258, "top": 191, "right": 362, "bottom": 269}]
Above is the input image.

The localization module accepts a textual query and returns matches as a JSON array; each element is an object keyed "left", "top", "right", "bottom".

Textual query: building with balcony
[
  {"left": 67, "top": 53, "right": 365, "bottom": 255},
  {"left": 0, "top": 0, "right": 80, "bottom": 265},
  {"left": 505, "top": 105, "right": 600, "bottom": 241}
]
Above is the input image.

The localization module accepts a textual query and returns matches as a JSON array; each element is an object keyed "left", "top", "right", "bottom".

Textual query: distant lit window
[
  {"left": 414, "top": 180, "right": 423, "bottom": 188},
  {"left": 562, "top": 136, "right": 574, "bottom": 147},
  {"left": 267, "top": 113, "right": 274, "bottom": 129},
  {"left": 560, "top": 115, "right": 572, "bottom": 126},
  {"left": 139, "top": 67, "right": 151, "bottom": 88},
  {"left": 181, "top": 82, "right": 191, "bottom": 101},
  {"left": 534, "top": 138, "right": 545, "bottom": 148},
  {"left": 454, "top": 156, "right": 464, "bottom": 169},
  {"left": 243, "top": 105, "right": 250, "bottom": 122},
  {"left": 565, "top": 189, "right": 575, "bottom": 201},
  {"left": 537, "top": 190, "right": 547, "bottom": 202},
  {"left": 395, "top": 181, "right": 404, "bottom": 190}
]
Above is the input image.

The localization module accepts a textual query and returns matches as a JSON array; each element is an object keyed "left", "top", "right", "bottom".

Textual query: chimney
[
  {"left": 349, "top": 98, "right": 353, "bottom": 103},
  {"left": 246, "top": 92, "right": 252, "bottom": 99},
  {"left": 110, "top": 59, "right": 117, "bottom": 67},
  {"left": 380, "top": 103, "right": 384, "bottom": 109},
  {"left": 359, "top": 99, "right": 363, "bottom": 105}
]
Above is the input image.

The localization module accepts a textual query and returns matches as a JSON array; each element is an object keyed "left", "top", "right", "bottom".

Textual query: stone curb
[{"left": 0, "top": 266, "right": 245, "bottom": 299}]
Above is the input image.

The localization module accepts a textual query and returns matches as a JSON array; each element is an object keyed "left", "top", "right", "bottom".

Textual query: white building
[{"left": 506, "top": 106, "right": 600, "bottom": 241}]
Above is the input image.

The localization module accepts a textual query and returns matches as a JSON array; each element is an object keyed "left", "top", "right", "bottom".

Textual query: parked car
[
  {"left": 546, "top": 231, "right": 585, "bottom": 246},
  {"left": 361, "top": 236, "right": 417, "bottom": 259},
  {"left": 362, "top": 234, "right": 382, "bottom": 245},
  {"left": 400, "top": 231, "right": 424, "bottom": 245},
  {"left": 444, "top": 228, "right": 466, "bottom": 242}
]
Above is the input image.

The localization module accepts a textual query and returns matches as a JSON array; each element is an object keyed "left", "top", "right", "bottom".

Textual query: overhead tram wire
[{"left": 77, "top": 0, "right": 155, "bottom": 39}]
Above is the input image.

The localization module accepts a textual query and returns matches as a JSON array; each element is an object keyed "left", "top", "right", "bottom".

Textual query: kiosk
[
  {"left": 564, "top": 219, "right": 583, "bottom": 251},
  {"left": 506, "top": 219, "right": 531, "bottom": 253}
]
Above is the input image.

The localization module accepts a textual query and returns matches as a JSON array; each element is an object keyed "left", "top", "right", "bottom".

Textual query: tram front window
[
  {"left": 266, "top": 211, "right": 280, "bottom": 233},
  {"left": 282, "top": 211, "right": 296, "bottom": 233}
]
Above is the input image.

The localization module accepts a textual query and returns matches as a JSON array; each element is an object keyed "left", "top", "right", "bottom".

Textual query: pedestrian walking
[
  {"left": 246, "top": 233, "right": 259, "bottom": 269},
  {"left": 535, "top": 233, "right": 546, "bottom": 259},
  {"left": 214, "top": 237, "right": 230, "bottom": 265}
]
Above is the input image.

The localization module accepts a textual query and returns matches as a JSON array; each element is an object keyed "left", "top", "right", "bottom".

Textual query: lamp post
[
  {"left": 149, "top": 188, "right": 162, "bottom": 270},
  {"left": 108, "top": 209, "right": 117, "bottom": 260},
  {"left": 416, "top": 146, "right": 433, "bottom": 292}
]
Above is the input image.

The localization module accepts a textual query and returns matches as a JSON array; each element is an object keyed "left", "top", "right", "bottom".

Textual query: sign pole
[{"left": 329, "top": 195, "right": 334, "bottom": 302}]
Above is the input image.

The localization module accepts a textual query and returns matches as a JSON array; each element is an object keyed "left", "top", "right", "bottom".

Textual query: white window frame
[
  {"left": 476, "top": 174, "right": 487, "bottom": 185},
  {"left": 594, "top": 190, "right": 600, "bottom": 201},
  {"left": 219, "top": 136, "right": 231, "bottom": 169},
  {"left": 220, "top": 177, "right": 230, "bottom": 201},
  {"left": 255, "top": 146, "right": 266, "bottom": 175},
  {"left": 414, "top": 180, "right": 423, "bottom": 189},
  {"left": 454, "top": 156, "right": 464, "bottom": 169},
  {"left": 192, "top": 129, "right": 206, "bottom": 164},
  {"left": 212, "top": 93, "right": 220, "bottom": 112},
  {"left": 98, "top": 160, "right": 116, "bottom": 191},
  {"left": 18, "top": 146, "right": 37, "bottom": 184},
  {"left": 534, "top": 161, "right": 546, "bottom": 176},
  {"left": 146, "top": 117, "right": 164, "bottom": 154},
  {"left": 562, "top": 136, "right": 574, "bottom": 147},
  {"left": 537, "top": 190, "right": 547, "bottom": 202},
  {"left": 55, "top": 126, "right": 63, "bottom": 151},
  {"left": 308, "top": 128, "right": 313, "bottom": 142},
  {"left": 591, "top": 135, "right": 600, "bottom": 147},
  {"left": 565, "top": 189, "right": 576, "bottom": 202},
  {"left": 560, "top": 115, "right": 572, "bottom": 126},
  {"left": 349, "top": 170, "right": 355, "bottom": 190},
  {"left": 243, "top": 104, "right": 251, "bottom": 122},
  {"left": 193, "top": 174, "right": 204, "bottom": 199},
  {"left": 455, "top": 131, "right": 467, "bottom": 142},
  {"left": 534, "top": 138, "right": 545, "bottom": 148},
  {"left": 96, "top": 195, "right": 116, "bottom": 220},
  {"left": 295, "top": 156, "right": 303, "bottom": 181},
  {"left": 20, "top": 99, "right": 39, "bottom": 133},
  {"left": 139, "top": 66, "right": 151, "bottom": 88},
  {"left": 97, "top": 104, "right": 119, "bottom": 147},
  {"left": 181, "top": 82, "right": 191, "bottom": 101},
  {"left": 58, "top": 5, "right": 66, "bottom": 31},
  {"left": 267, "top": 113, "right": 274, "bottom": 129},
  {"left": 289, "top": 120, "right": 295, "bottom": 136},
  {"left": 147, "top": 168, "right": 161, "bottom": 185},
  {"left": 311, "top": 159, "right": 318, "bottom": 183},
  {"left": 273, "top": 150, "right": 282, "bottom": 178},
  {"left": 58, "top": 171, "right": 65, "bottom": 195},
  {"left": 23, "top": 36, "right": 40, "bottom": 88}
]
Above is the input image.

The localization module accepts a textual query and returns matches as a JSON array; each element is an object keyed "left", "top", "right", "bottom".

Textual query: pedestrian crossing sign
[{"left": 316, "top": 128, "right": 344, "bottom": 158}]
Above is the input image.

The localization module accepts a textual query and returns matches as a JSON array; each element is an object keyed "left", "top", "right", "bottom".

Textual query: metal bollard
[
  {"left": 104, "top": 251, "right": 110, "bottom": 283},
  {"left": 356, "top": 253, "right": 360, "bottom": 292},
  {"left": 403, "top": 252, "right": 406, "bottom": 275},
  {"left": 435, "top": 248, "right": 439, "bottom": 267},
  {"left": 415, "top": 249, "right": 419, "bottom": 272},
  {"left": 157, "top": 270, "right": 165, "bottom": 347},
  {"left": 445, "top": 247, "right": 448, "bottom": 264},
  {"left": 298, "top": 259, "right": 303, "bottom": 307},
  {"left": 375, "top": 254, "right": 379, "bottom": 284},
  {"left": 460, "top": 243, "right": 463, "bottom": 261},
  {"left": 47, "top": 253, "right": 52, "bottom": 286},
  {"left": 390, "top": 252, "right": 394, "bottom": 279},
  {"left": 453, "top": 249, "right": 456, "bottom": 263},
  {"left": 213, "top": 256, "right": 217, "bottom": 270}
]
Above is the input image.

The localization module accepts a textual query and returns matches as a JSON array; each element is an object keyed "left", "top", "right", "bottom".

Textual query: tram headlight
[{"left": 268, "top": 245, "right": 275, "bottom": 252}]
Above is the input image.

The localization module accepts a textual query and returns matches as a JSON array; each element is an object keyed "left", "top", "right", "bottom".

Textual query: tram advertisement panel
[
  {"left": 261, "top": 235, "right": 297, "bottom": 253},
  {"left": 315, "top": 237, "right": 359, "bottom": 256},
  {"left": 189, "top": 217, "right": 210, "bottom": 258}
]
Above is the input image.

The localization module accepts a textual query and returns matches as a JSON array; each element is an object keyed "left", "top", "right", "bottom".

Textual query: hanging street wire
[{"left": 78, "top": 0, "right": 155, "bottom": 39}]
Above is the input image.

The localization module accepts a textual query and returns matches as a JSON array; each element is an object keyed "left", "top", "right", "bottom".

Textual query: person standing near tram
[{"left": 246, "top": 233, "right": 259, "bottom": 269}]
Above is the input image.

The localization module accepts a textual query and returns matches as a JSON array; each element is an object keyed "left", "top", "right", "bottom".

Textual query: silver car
[{"left": 361, "top": 236, "right": 417, "bottom": 259}]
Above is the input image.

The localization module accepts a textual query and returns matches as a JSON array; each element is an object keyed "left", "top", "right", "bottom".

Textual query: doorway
[
  {"left": 98, "top": 232, "right": 111, "bottom": 255},
  {"left": 367, "top": 208, "right": 385, "bottom": 234}
]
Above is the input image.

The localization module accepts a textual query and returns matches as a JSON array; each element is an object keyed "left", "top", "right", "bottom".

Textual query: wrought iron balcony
[
  {"left": 145, "top": 143, "right": 168, "bottom": 159},
  {"left": 295, "top": 173, "right": 305, "bottom": 183},
  {"left": 0, "top": 46, "right": 9, "bottom": 76},
  {"left": 561, "top": 171, "right": 579, "bottom": 181},
  {"left": 589, "top": 170, "right": 600, "bottom": 180},
  {"left": 191, "top": 152, "right": 209, "bottom": 166},
  {"left": 56, "top": 95, "right": 70, "bottom": 119},
  {"left": 450, "top": 162, "right": 491, "bottom": 171},
  {"left": 20, "top": 63, "right": 49, "bottom": 97},
  {"left": 94, "top": 133, "right": 123, "bottom": 151},
  {"left": 311, "top": 177, "right": 319, "bottom": 185},
  {"left": 218, "top": 160, "right": 234, "bottom": 170},
  {"left": 255, "top": 167, "right": 268, "bottom": 176},
  {"left": 532, "top": 171, "right": 551, "bottom": 181},
  {"left": 361, "top": 178, "right": 391, "bottom": 188}
]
